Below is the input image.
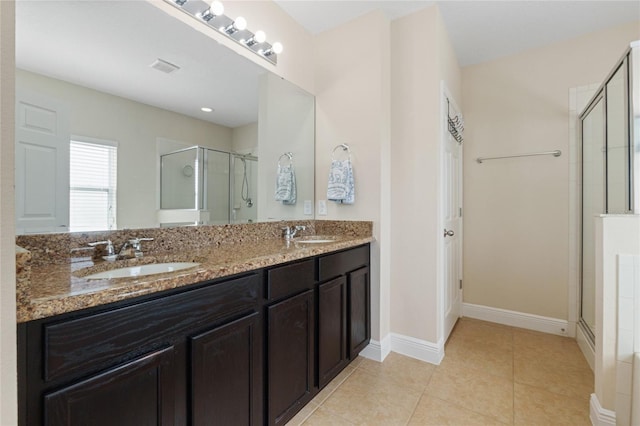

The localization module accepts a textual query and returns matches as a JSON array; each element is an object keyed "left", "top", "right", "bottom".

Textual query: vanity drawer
[
  {"left": 266, "top": 259, "right": 315, "bottom": 302},
  {"left": 43, "top": 273, "right": 260, "bottom": 383},
  {"left": 318, "top": 245, "right": 370, "bottom": 281}
]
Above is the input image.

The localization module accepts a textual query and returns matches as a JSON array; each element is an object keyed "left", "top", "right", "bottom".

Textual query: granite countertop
[{"left": 17, "top": 235, "right": 373, "bottom": 323}]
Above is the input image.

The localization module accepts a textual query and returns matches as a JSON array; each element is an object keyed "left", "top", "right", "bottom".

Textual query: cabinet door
[
  {"left": 348, "top": 266, "right": 370, "bottom": 359},
  {"left": 44, "top": 346, "right": 175, "bottom": 426},
  {"left": 318, "top": 276, "right": 347, "bottom": 388},
  {"left": 267, "top": 290, "right": 314, "bottom": 426},
  {"left": 190, "top": 312, "right": 262, "bottom": 426}
]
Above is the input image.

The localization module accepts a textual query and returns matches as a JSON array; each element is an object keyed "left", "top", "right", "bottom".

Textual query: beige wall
[
  {"left": 258, "top": 72, "right": 315, "bottom": 221},
  {"left": 390, "top": 5, "right": 461, "bottom": 344},
  {"left": 232, "top": 122, "right": 258, "bottom": 155},
  {"left": 0, "top": 2, "right": 16, "bottom": 424},
  {"left": 16, "top": 69, "right": 233, "bottom": 230},
  {"left": 314, "top": 11, "right": 391, "bottom": 342},
  {"left": 462, "top": 21, "right": 640, "bottom": 320}
]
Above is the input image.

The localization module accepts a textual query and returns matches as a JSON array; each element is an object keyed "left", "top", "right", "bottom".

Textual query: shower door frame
[
  {"left": 577, "top": 45, "right": 638, "bottom": 345},
  {"left": 578, "top": 92, "right": 605, "bottom": 345}
]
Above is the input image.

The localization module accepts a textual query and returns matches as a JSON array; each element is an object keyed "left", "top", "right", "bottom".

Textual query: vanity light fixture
[
  {"left": 166, "top": 0, "right": 283, "bottom": 65},
  {"left": 200, "top": 107, "right": 213, "bottom": 112},
  {"left": 261, "top": 42, "right": 283, "bottom": 57},
  {"left": 203, "top": 0, "right": 224, "bottom": 20},
  {"left": 222, "top": 16, "right": 247, "bottom": 34},
  {"left": 244, "top": 30, "right": 266, "bottom": 47}
]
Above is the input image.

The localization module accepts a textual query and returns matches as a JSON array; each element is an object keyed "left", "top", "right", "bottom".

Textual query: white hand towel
[
  {"left": 327, "top": 159, "right": 355, "bottom": 204},
  {"left": 275, "top": 164, "right": 297, "bottom": 204}
]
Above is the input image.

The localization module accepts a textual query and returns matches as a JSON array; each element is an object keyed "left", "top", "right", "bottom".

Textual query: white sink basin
[
  {"left": 293, "top": 236, "right": 338, "bottom": 244},
  {"left": 84, "top": 262, "right": 200, "bottom": 280}
]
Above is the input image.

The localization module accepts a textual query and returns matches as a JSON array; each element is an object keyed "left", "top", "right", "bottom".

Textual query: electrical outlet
[
  {"left": 303, "top": 200, "right": 312, "bottom": 215},
  {"left": 318, "top": 200, "right": 327, "bottom": 216}
]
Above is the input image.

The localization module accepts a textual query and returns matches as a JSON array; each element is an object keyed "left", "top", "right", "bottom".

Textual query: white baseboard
[
  {"left": 358, "top": 334, "right": 391, "bottom": 362},
  {"left": 390, "top": 333, "right": 444, "bottom": 365},
  {"left": 590, "top": 394, "right": 616, "bottom": 426},
  {"left": 462, "top": 303, "right": 569, "bottom": 336}
]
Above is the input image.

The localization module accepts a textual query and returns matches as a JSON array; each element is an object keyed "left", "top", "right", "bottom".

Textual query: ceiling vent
[{"left": 150, "top": 59, "right": 180, "bottom": 74}]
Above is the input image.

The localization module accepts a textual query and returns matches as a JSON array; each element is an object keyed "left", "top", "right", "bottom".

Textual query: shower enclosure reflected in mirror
[
  {"left": 159, "top": 147, "right": 258, "bottom": 226},
  {"left": 579, "top": 44, "right": 638, "bottom": 343}
]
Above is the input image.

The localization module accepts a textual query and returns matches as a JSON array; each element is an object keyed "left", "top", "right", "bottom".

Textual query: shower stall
[
  {"left": 159, "top": 146, "right": 258, "bottom": 225},
  {"left": 579, "top": 43, "right": 639, "bottom": 344}
]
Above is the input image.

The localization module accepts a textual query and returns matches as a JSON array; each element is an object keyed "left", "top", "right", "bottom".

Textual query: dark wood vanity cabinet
[
  {"left": 263, "top": 245, "right": 371, "bottom": 426},
  {"left": 317, "top": 276, "right": 348, "bottom": 388},
  {"left": 265, "top": 260, "right": 315, "bottom": 426},
  {"left": 317, "top": 245, "right": 370, "bottom": 386},
  {"left": 44, "top": 345, "right": 176, "bottom": 426},
  {"left": 347, "top": 266, "right": 371, "bottom": 359},
  {"left": 18, "top": 244, "right": 370, "bottom": 426},
  {"left": 190, "top": 311, "right": 263, "bottom": 426},
  {"left": 18, "top": 273, "right": 262, "bottom": 426}
]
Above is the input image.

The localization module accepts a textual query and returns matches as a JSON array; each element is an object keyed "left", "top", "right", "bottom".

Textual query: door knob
[{"left": 444, "top": 229, "right": 454, "bottom": 237}]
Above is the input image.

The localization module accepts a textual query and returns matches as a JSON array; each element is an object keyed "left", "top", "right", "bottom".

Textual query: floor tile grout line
[
  {"left": 424, "top": 393, "right": 511, "bottom": 425},
  {"left": 404, "top": 387, "right": 426, "bottom": 426}
]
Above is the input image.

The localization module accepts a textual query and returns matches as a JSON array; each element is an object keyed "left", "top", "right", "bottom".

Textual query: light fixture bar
[{"left": 167, "top": 0, "right": 281, "bottom": 65}]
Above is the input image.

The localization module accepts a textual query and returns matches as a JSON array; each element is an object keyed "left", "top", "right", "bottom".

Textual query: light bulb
[
  {"left": 254, "top": 30, "right": 266, "bottom": 44},
  {"left": 208, "top": 0, "right": 224, "bottom": 16},
  {"left": 234, "top": 16, "right": 247, "bottom": 31},
  {"left": 272, "top": 42, "right": 283, "bottom": 54}
]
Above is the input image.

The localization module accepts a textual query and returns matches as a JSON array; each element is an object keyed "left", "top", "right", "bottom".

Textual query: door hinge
[
  {"left": 459, "top": 207, "right": 462, "bottom": 217},
  {"left": 459, "top": 279, "right": 462, "bottom": 289}
]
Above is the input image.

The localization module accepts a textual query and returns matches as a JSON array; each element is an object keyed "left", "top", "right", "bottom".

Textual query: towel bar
[
  {"left": 476, "top": 150, "right": 561, "bottom": 164},
  {"left": 277, "top": 152, "right": 293, "bottom": 168}
]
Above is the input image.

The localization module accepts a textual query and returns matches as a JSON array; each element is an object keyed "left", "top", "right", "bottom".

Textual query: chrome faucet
[
  {"left": 282, "top": 225, "right": 306, "bottom": 241},
  {"left": 87, "top": 240, "right": 116, "bottom": 260},
  {"left": 118, "top": 237, "right": 154, "bottom": 259}
]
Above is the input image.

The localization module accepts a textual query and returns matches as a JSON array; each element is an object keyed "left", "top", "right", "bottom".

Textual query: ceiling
[
  {"left": 16, "top": 1, "right": 266, "bottom": 128},
  {"left": 275, "top": 1, "right": 640, "bottom": 66}
]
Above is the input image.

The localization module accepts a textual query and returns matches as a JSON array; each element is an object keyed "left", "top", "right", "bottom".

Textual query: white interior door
[
  {"left": 442, "top": 94, "right": 463, "bottom": 342},
  {"left": 15, "top": 90, "right": 70, "bottom": 233}
]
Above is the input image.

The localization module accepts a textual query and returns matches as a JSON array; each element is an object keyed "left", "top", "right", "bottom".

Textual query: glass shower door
[
  {"left": 204, "top": 149, "right": 231, "bottom": 225},
  {"left": 606, "top": 61, "right": 630, "bottom": 214},
  {"left": 581, "top": 95, "right": 605, "bottom": 339},
  {"left": 160, "top": 146, "right": 202, "bottom": 210}
]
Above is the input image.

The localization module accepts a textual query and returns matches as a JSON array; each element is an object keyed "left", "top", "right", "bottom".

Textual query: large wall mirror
[{"left": 15, "top": 0, "right": 315, "bottom": 234}]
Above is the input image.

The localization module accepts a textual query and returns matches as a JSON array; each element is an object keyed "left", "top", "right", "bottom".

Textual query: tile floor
[{"left": 286, "top": 317, "right": 594, "bottom": 425}]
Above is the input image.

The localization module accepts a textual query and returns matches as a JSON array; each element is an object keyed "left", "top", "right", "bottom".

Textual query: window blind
[{"left": 69, "top": 139, "right": 117, "bottom": 232}]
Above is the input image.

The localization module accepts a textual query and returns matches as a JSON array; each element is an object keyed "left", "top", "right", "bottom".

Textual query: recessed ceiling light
[{"left": 201, "top": 107, "right": 213, "bottom": 112}]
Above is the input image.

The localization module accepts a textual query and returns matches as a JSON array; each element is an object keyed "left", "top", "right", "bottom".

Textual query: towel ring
[
  {"left": 331, "top": 144, "right": 351, "bottom": 161},
  {"left": 278, "top": 152, "right": 293, "bottom": 168}
]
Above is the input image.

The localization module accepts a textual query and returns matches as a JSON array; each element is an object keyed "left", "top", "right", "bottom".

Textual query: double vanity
[{"left": 16, "top": 220, "right": 373, "bottom": 426}]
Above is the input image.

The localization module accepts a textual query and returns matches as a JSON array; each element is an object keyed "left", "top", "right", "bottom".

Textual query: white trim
[
  {"left": 358, "top": 334, "right": 391, "bottom": 362},
  {"left": 576, "top": 323, "right": 595, "bottom": 371},
  {"left": 462, "top": 303, "right": 569, "bottom": 336},
  {"left": 590, "top": 393, "right": 616, "bottom": 426},
  {"left": 390, "top": 333, "right": 444, "bottom": 365},
  {"left": 438, "top": 80, "right": 464, "bottom": 346},
  {"left": 71, "top": 134, "right": 119, "bottom": 148}
]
